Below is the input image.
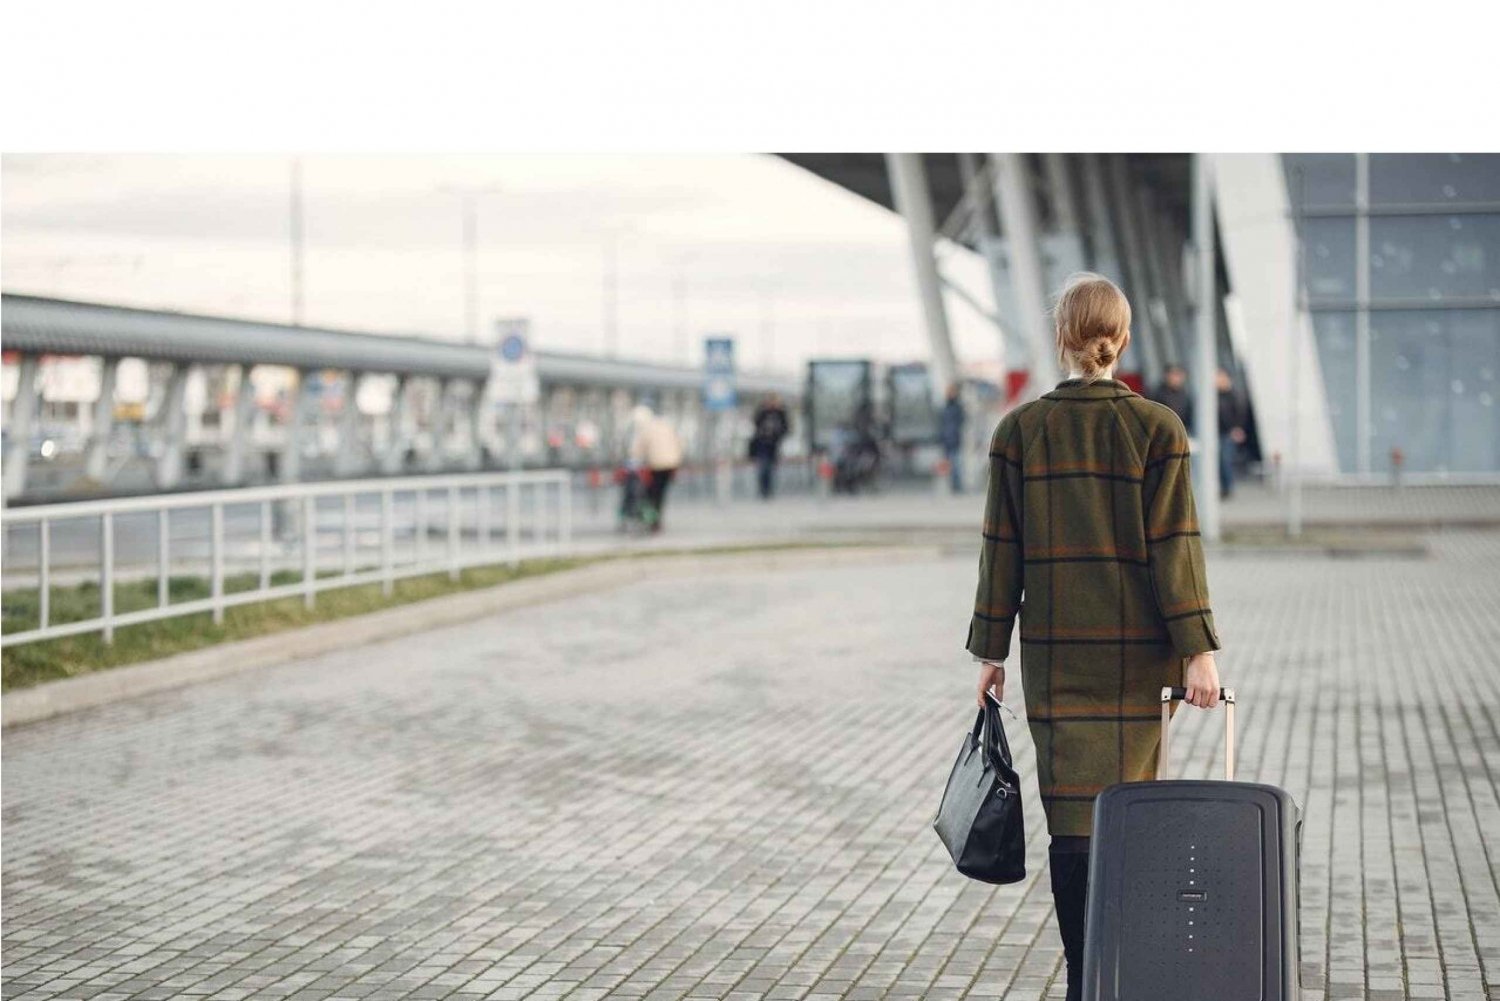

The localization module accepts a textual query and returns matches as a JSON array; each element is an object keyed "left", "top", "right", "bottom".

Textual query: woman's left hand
[{"left": 977, "top": 662, "right": 1005, "bottom": 707}]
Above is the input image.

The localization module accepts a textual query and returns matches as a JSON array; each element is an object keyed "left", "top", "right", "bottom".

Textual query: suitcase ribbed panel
[
  {"left": 1118, "top": 797, "right": 1265, "bottom": 998},
  {"left": 1084, "top": 780, "right": 1300, "bottom": 1001}
]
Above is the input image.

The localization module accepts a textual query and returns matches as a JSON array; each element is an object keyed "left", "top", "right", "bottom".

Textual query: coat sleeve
[
  {"left": 966, "top": 413, "right": 1024, "bottom": 663},
  {"left": 1142, "top": 415, "right": 1222, "bottom": 657}
]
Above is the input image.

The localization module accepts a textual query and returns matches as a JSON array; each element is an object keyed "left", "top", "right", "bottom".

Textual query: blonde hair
[{"left": 1053, "top": 272, "right": 1131, "bottom": 382}]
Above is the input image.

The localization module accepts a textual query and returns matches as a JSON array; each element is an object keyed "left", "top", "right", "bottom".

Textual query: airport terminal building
[{"left": 784, "top": 153, "right": 1500, "bottom": 480}]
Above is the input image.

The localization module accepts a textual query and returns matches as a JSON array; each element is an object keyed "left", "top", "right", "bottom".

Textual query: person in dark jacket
[
  {"left": 937, "top": 383, "right": 966, "bottom": 493},
  {"left": 1147, "top": 363, "right": 1194, "bottom": 432},
  {"left": 1216, "top": 368, "right": 1249, "bottom": 499},
  {"left": 968, "top": 273, "right": 1223, "bottom": 1001},
  {"left": 749, "top": 393, "right": 790, "bottom": 500}
]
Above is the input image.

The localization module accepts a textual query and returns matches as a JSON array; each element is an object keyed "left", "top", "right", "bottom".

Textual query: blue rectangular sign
[{"left": 703, "top": 336, "right": 737, "bottom": 412}]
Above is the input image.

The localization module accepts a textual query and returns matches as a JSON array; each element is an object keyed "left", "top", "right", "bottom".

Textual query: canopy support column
[
  {"left": 84, "top": 356, "right": 119, "bottom": 483},
  {"left": 885, "top": 153, "right": 959, "bottom": 399}
]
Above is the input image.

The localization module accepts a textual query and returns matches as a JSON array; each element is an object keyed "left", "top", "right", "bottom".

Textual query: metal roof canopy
[
  {"left": 1, "top": 293, "right": 801, "bottom": 397},
  {"left": 2, "top": 294, "right": 490, "bottom": 380},
  {"left": 777, "top": 153, "right": 1193, "bottom": 245}
]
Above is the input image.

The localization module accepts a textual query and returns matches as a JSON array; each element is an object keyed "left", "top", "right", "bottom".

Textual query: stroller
[
  {"left": 616, "top": 466, "right": 660, "bottom": 534},
  {"left": 831, "top": 425, "right": 882, "bottom": 494}
]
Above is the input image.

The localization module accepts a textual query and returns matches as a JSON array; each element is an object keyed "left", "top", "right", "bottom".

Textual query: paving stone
[{"left": 5, "top": 530, "right": 1500, "bottom": 999}]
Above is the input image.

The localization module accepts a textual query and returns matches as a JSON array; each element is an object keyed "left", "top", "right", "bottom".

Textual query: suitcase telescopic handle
[{"left": 1158, "top": 686, "right": 1236, "bottom": 782}]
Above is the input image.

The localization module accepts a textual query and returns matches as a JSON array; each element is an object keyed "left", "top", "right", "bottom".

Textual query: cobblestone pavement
[{"left": 5, "top": 531, "right": 1500, "bottom": 1001}]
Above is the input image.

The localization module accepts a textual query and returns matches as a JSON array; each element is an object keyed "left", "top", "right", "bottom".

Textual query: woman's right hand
[{"left": 1184, "top": 652, "right": 1220, "bottom": 708}]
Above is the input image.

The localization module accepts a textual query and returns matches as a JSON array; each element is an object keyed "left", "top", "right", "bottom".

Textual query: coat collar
[{"left": 1041, "top": 377, "right": 1137, "bottom": 402}]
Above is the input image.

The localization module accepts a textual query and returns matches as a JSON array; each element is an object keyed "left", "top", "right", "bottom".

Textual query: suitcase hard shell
[{"left": 1082, "top": 687, "right": 1303, "bottom": 1001}]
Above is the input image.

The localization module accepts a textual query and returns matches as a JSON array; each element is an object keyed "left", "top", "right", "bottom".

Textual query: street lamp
[
  {"left": 602, "top": 223, "right": 636, "bottom": 358},
  {"left": 437, "top": 184, "right": 502, "bottom": 345}
]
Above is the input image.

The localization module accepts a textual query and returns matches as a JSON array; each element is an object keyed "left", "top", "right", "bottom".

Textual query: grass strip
[{"left": 0, "top": 541, "right": 885, "bottom": 692}]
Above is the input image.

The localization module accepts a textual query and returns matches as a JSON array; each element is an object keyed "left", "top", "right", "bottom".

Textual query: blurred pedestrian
[
  {"left": 1147, "top": 363, "right": 1194, "bottom": 432},
  {"left": 938, "top": 382, "right": 966, "bottom": 493},
  {"left": 967, "top": 273, "right": 1223, "bottom": 1001},
  {"left": 1216, "top": 368, "right": 1248, "bottom": 499},
  {"left": 749, "top": 392, "right": 790, "bottom": 500},
  {"left": 627, "top": 404, "right": 683, "bottom": 532}
]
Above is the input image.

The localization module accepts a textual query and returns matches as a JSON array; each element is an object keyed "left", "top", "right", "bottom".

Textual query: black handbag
[{"left": 933, "top": 692, "right": 1026, "bottom": 884}]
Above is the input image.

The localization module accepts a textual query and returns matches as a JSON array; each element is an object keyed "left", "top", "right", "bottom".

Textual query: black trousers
[
  {"left": 645, "top": 467, "right": 676, "bottom": 525},
  {"left": 1049, "top": 835, "right": 1091, "bottom": 1001}
]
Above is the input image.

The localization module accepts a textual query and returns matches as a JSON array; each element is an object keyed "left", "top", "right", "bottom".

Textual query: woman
[
  {"left": 627, "top": 404, "right": 683, "bottom": 532},
  {"left": 966, "top": 273, "right": 1222, "bottom": 1001}
]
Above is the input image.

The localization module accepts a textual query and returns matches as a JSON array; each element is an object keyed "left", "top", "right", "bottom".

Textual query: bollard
[
  {"left": 933, "top": 458, "right": 950, "bottom": 498},
  {"left": 816, "top": 455, "right": 834, "bottom": 502},
  {"left": 1271, "top": 451, "right": 1283, "bottom": 493},
  {"left": 1390, "top": 446, "right": 1404, "bottom": 488}
]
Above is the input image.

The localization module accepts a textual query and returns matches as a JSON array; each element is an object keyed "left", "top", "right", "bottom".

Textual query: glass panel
[
  {"left": 1309, "top": 311, "right": 1358, "bottom": 472},
  {"left": 1283, "top": 154, "right": 1355, "bottom": 208},
  {"left": 1368, "top": 310, "right": 1500, "bottom": 473},
  {"left": 1370, "top": 214, "right": 1500, "bottom": 301},
  {"left": 1370, "top": 153, "right": 1500, "bottom": 205},
  {"left": 1298, "top": 217, "right": 1356, "bottom": 302}
]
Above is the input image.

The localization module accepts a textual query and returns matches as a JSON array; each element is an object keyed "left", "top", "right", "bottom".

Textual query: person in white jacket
[{"left": 627, "top": 404, "right": 684, "bottom": 532}]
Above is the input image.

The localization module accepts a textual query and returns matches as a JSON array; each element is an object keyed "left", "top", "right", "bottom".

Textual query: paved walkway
[{"left": 4, "top": 531, "right": 1500, "bottom": 1000}]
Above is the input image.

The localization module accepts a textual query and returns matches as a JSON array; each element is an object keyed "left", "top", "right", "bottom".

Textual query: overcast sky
[{"left": 1, "top": 154, "right": 1001, "bottom": 375}]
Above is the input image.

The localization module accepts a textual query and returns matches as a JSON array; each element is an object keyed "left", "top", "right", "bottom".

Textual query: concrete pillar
[
  {"left": 468, "top": 378, "right": 489, "bottom": 470},
  {"left": 426, "top": 378, "right": 453, "bottom": 471},
  {"left": 84, "top": 356, "right": 119, "bottom": 483},
  {"left": 381, "top": 375, "right": 411, "bottom": 475},
  {"left": 1192, "top": 154, "right": 1221, "bottom": 542},
  {"left": 957, "top": 153, "right": 1014, "bottom": 388},
  {"left": 1078, "top": 154, "right": 1124, "bottom": 282},
  {"left": 223, "top": 364, "right": 258, "bottom": 485},
  {"left": 3, "top": 354, "right": 41, "bottom": 501},
  {"left": 334, "top": 371, "right": 367, "bottom": 477},
  {"left": 1135, "top": 186, "right": 1183, "bottom": 367},
  {"left": 991, "top": 153, "right": 1060, "bottom": 391},
  {"left": 154, "top": 363, "right": 191, "bottom": 490},
  {"left": 280, "top": 368, "right": 314, "bottom": 483},
  {"left": 1042, "top": 154, "right": 1080, "bottom": 232},
  {"left": 1105, "top": 155, "right": 1164, "bottom": 384},
  {"left": 885, "top": 153, "right": 959, "bottom": 399}
]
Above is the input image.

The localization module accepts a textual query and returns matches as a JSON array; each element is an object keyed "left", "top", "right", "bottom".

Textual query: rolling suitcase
[{"left": 1082, "top": 687, "right": 1302, "bottom": 1001}]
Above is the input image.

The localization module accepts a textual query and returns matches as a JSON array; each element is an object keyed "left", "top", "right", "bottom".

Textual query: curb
[{"left": 1, "top": 544, "right": 941, "bottom": 729}]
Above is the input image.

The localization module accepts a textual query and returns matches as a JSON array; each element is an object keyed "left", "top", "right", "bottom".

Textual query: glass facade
[{"left": 1285, "top": 153, "right": 1500, "bottom": 475}]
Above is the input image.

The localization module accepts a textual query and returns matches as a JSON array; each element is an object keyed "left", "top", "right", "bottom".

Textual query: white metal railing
[{"left": 0, "top": 469, "right": 572, "bottom": 649}]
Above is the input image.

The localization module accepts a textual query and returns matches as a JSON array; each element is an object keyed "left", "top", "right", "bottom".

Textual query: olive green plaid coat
[{"left": 966, "top": 378, "right": 1221, "bottom": 837}]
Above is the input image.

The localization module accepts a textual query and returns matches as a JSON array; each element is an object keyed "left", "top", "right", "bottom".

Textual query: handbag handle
[{"left": 976, "top": 693, "right": 1017, "bottom": 773}]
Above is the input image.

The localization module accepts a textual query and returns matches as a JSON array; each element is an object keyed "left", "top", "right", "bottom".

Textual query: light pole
[
  {"left": 438, "top": 185, "right": 501, "bottom": 345},
  {"left": 289, "top": 157, "right": 305, "bottom": 326},
  {"left": 602, "top": 224, "right": 635, "bottom": 358}
]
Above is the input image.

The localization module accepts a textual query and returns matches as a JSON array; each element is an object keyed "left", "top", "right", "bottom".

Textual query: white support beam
[
  {"left": 1192, "top": 155, "right": 1221, "bottom": 543},
  {"left": 280, "top": 368, "right": 314, "bottom": 483},
  {"left": 1211, "top": 153, "right": 1338, "bottom": 476},
  {"left": 381, "top": 375, "right": 411, "bottom": 475},
  {"left": 1041, "top": 154, "right": 1080, "bottom": 232},
  {"left": 426, "top": 378, "right": 454, "bottom": 472},
  {"left": 991, "top": 153, "right": 1059, "bottom": 393},
  {"left": 334, "top": 371, "right": 368, "bottom": 478},
  {"left": 468, "top": 378, "right": 489, "bottom": 470},
  {"left": 223, "top": 364, "right": 258, "bottom": 485},
  {"left": 885, "top": 153, "right": 959, "bottom": 400},
  {"left": 154, "top": 363, "right": 191, "bottom": 490},
  {"left": 3, "top": 354, "right": 41, "bottom": 501},
  {"left": 84, "top": 357, "right": 119, "bottom": 483},
  {"left": 956, "top": 153, "right": 1018, "bottom": 386},
  {"left": 1078, "top": 154, "right": 1124, "bottom": 283},
  {"left": 1105, "top": 156, "right": 1164, "bottom": 384}
]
